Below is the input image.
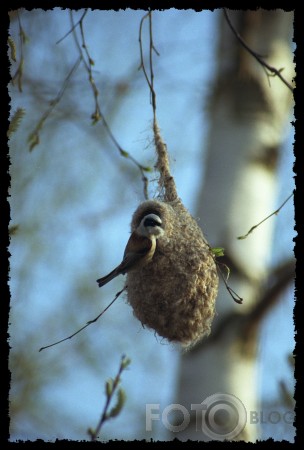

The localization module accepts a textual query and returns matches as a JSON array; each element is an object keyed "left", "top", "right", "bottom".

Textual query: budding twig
[
  {"left": 88, "top": 354, "right": 131, "bottom": 441},
  {"left": 237, "top": 192, "right": 293, "bottom": 240}
]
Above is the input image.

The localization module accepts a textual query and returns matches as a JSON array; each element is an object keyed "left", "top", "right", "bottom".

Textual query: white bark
[{"left": 174, "top": 10, "right": 294, "bottom": 441}]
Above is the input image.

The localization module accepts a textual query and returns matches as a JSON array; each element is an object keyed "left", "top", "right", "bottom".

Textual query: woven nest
[{"left": 126, "top": 198, "right": 219, "bottom": 348}]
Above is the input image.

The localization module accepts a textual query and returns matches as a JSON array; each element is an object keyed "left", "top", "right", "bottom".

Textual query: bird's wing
[
  {"left": 119, "top": 235, "right": 153, "bottom": 274},
  {"left": 97, "top": 235, "right": 155, "bottom": 287}
]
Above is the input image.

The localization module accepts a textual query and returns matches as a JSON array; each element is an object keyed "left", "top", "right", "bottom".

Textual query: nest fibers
[{"left": 126, "top": 198, "right": 219, "bottom": 348}]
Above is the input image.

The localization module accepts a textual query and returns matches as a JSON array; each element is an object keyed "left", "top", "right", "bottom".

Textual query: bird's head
[{"left": 137, "top": 213, "right": 164, "bottom": 238}]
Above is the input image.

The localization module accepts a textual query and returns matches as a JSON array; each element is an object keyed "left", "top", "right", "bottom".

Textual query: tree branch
[
  {"left": 190, "top": 257, "right": 295, "bottom": 354},
  {"left": 28, "top": 57, "right": 82, "bottom": 151},
  {"left": 70, "top": 11, "right": 150, "bottom": 200},
  {"left": 138, "top": 12, "right": 178, "bottom": 203},
  {"left": 88, "top": 355, "right": 130, "bottom": 441},
  {"left": 11, "top": 11, "right": 27, "bottom": 92},
  {"left": 39, "top": 287, "right": 126, "bottom": 352},
  {"left": 224, "top": 9, "right": 294, "bottom": 93},
  {"left": 242, "top": 257, "right": 295, "bottom": 340},
  {"left": 237, "top": 192, "right": 294, "bottom": 240}
]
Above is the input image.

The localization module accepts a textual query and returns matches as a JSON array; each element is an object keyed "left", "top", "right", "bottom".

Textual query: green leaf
[
  {"left": 142, "top": 166, "right": 153, "bottom": 172},
  {"left": 121, "top": 356, "right": 131, "bottom": 370},
  {"left": 107, "top": 388, "right": 126, "bottom": 419},
  {"left": 105, "top": 378, "right": 113, "bottom": 397},
  {"left": 211, "top": 247, "right": 225, "bottom": 257}
]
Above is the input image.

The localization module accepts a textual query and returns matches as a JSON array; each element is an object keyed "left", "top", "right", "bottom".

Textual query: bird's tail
[{"left": 96, "top": 268, "right": 119, "bottom": 287}]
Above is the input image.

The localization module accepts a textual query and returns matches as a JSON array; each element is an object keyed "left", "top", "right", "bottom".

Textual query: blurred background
[{"left": 8, "top": 9, "right": 295, "bottom": 441}]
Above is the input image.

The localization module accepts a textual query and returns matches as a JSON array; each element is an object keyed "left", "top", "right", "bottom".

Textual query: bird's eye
[{"left": 144, "top": 218, "right": 161, "bottom": 228}]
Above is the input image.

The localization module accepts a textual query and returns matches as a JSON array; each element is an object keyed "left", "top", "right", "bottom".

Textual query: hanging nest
[{"left": 126, "top": 121, "right": 219, "bottom": 348}]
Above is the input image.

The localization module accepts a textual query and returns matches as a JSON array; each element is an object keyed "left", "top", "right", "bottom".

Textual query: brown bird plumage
[{"left": 97, "top": 213, "right": 163, "bottom": 287}]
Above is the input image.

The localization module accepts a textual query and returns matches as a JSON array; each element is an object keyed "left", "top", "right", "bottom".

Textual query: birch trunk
[{"left": 174, "top": 10, "right": 294, "bottom": 442}]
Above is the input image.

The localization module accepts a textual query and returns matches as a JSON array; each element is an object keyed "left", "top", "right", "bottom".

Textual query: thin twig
[
  {"left": 138, "top": 13, "right": 153, "bottom": 104},
  {"left": 138, "top": 11, "right": 176, "bottom": 202},
  {"left": 28, "top": 57, "right": 82, "bottom": 151},
  {"left": 207, "top": 244, "right": 243, "bottom": 304},
  {"left": 70, "top": 11, "right": 150, "bottom": 199},
  {"left": 190, "top": 257, "right": 295, "bottom": 354},
  {"left": 11, "top": 11, "right": 27, "bottom": 92},
  {"left": 56, "top": 9, "right": 88, "bottom": 45},
  {"left": 224, "top": 9, "right": 294, "bottom": 93},
  {"left": 138, "top": 11, "right": 160, "bottom": 123},
  {"left": 237, "top": 192, "right": 294, "bottom": 240},
  {"left": 39, "top": 287, "right": 126, "bottom": 351},
  {"left": 88, "top": 355, "right": 130, "bottom": 441},
  {"left": 216, "top": 260, "right": 243, "bottom": 304}
]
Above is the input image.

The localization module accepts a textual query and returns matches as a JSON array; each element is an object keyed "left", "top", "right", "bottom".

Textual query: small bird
[{"left": 97, "top": 213, "right": 164, "bottom": 287}]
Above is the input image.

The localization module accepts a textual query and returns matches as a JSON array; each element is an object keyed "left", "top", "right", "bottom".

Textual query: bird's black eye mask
[
  {"left": 137, "top": 209, "right": 163, "bottom": 226},
  {"left": 143, "top": 217, "right": 162, "bottom": 227}
]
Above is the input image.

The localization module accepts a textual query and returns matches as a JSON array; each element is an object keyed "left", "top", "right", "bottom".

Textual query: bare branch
[
  {"left": 11, "top": 11, "right": 28, "bottom": 92},
  {"left": 190, "top": 257, "right": 295, "bottom": 353},
  {"left": 70, "top": 11, "right": 150, "bottom": 199},
  {"left": 55, "top": 9, "right": 88, "bottom": 45},
  {"left": 39, "top": 287, "right": 126, "bottom": 351},
  {"left": 28, "top": 57, "right": 82, "bottom": 151},
  {"left": 242, "top": 257, "right": 295, "bottom": 339},
  {"left": 237, "top": 192, "right": 294, "bottom": 240},
  {"left": 138, "top": 12, "right": 179, "bottom": 202},
  {"left": 211, "top": 250, "right": 243, "bottom": 305},
  {"left": 224, "top": 9, "right": 294, "bottom": 93},
  {"left": 138, "top": 11, "right": 159, "bottom": 121},
  {"left": 208, "top": 247, "right": 243, "bottom": 305}
]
